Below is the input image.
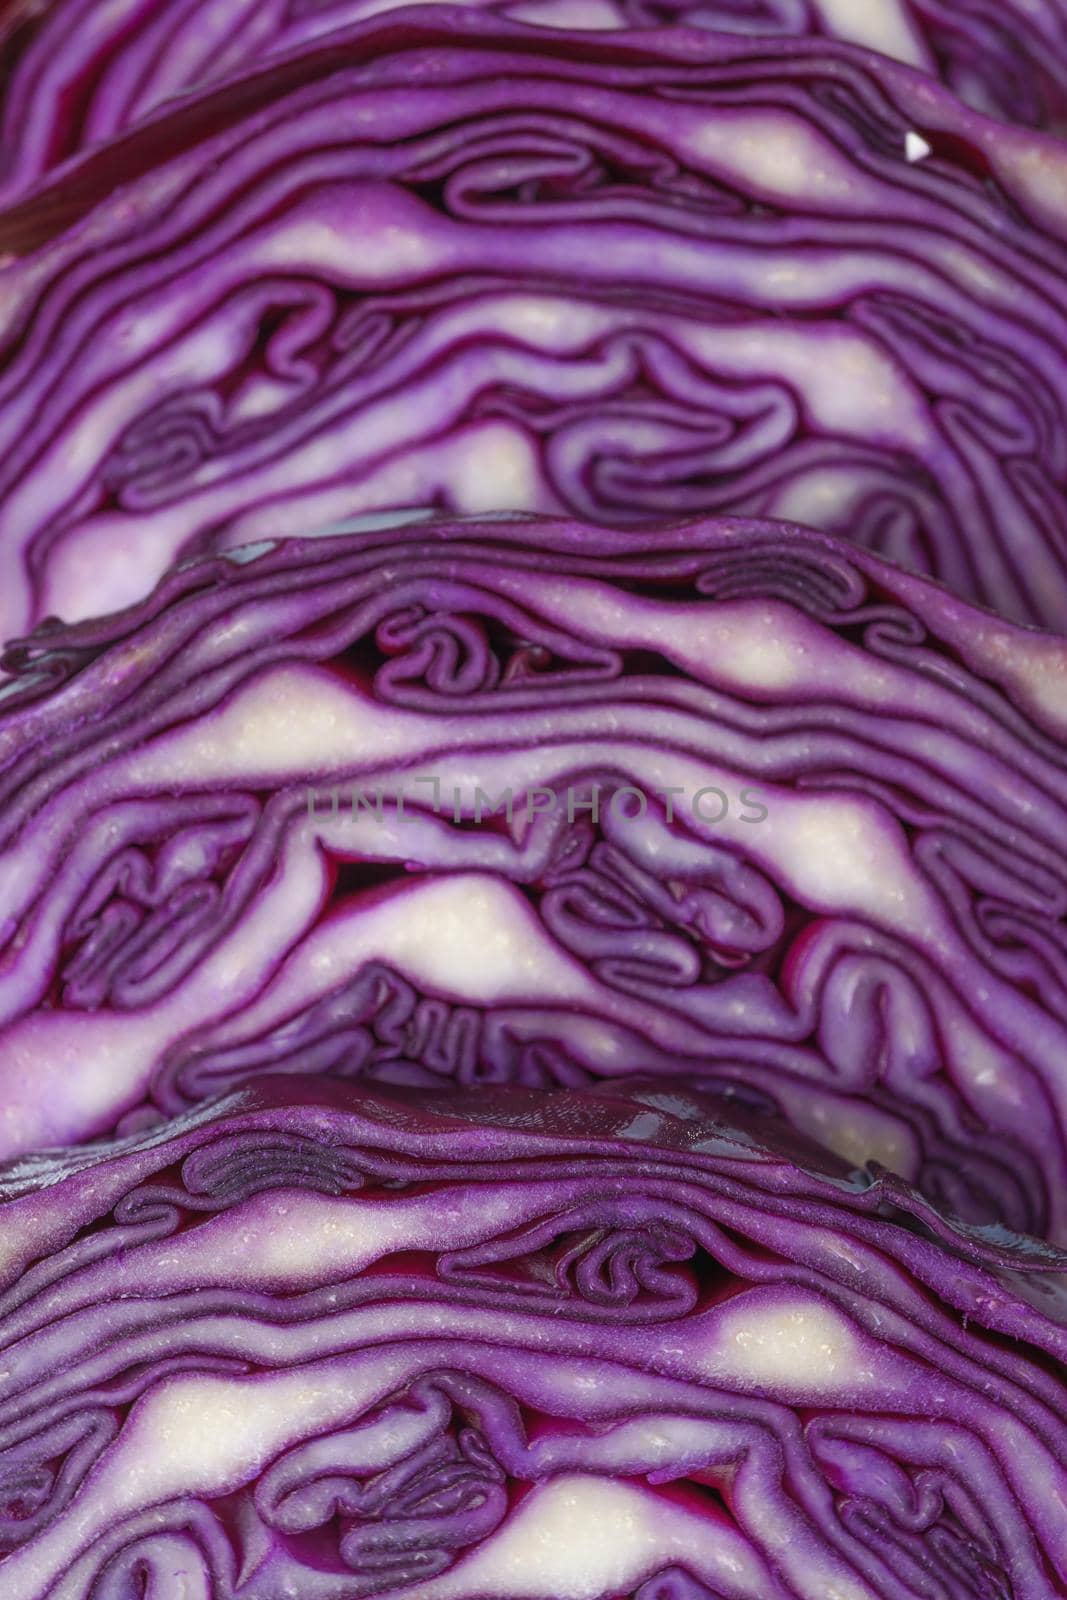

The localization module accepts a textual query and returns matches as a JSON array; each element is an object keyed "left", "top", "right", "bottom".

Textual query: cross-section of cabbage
[
  {"left": 2, "top": 515, "right": 1067, "bottom": 1239},
  {"left": 0, "top": 1076, "right": 1062, "bottom": 1600},
  {"left": 3, "top": 17, "right": 1067, "bottom": 635},
  {"left": 0, "top": 0, "right": 1064, "bottom": 210}
]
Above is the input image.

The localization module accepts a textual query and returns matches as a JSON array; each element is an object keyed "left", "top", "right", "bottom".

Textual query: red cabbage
[
  {"left": 0, "top": 1075, "right": 1062, "bottom": 1599},
  {"left": 0, "top": 14, "right": 1064, "bottom": 1594},
  {"left": 1, "top": 513, "right": 1066, "bottom": 1240},
  {"left": 1, "top": 16, "right": 1067, "bottom": 637},
  {"left": 0, "top": 0, "right": 1064, "bottom": 210}
]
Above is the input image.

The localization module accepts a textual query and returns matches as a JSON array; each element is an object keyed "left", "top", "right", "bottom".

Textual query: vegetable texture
[
  {"left": 0, "top": 1074, "right": 1062, "bottom": 1600},
  {"left": 3, "top": 15, "right": 1067, "bottom": 637},
  {"left": 0, "top": 0, "right": 1064, "bottom": 211},
  {"left": 2, "top": 513, "right": 1067, "bottom": 1240}
]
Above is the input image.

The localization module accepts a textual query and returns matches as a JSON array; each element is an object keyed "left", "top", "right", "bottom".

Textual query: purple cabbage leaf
[
  {"left": 0, "top": 0, "right": 1065, "bottom": 212},
  {"left": 1, "top": 17, "right": 1067, "bottom": 636},
  {"left": 0, "top": 1075, "right": 1062, "bottom": 1599},
  {"left": 0, "top": 514, "right": 1066, "bottom": 1242}
]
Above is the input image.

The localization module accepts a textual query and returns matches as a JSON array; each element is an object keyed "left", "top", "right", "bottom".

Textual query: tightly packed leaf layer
[
  {"left": 0, "top": 0, "right": 1064, "bottom": 209},
  {"left": 2, "top": 515, "right": 1067, "bottom": 1239},
  {"left": 2, "top": 17, "right": 1067, "bottom": 635},
  {"left": 0, "top": 1076, "right": 1063, "bottom": 1600}
]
